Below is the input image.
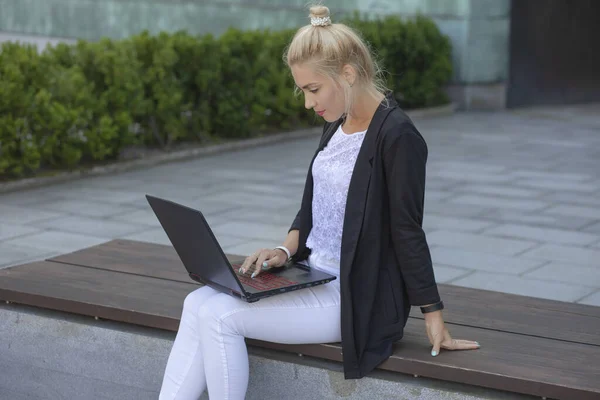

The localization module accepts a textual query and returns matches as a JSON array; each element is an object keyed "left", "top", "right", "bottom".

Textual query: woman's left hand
[{"left": 424, "top": 311, "right": 480, "bottom": 356}]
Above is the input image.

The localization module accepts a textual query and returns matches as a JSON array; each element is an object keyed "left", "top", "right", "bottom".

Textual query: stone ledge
[
  {"left": 0, "top": 104, "right": 456, "bottom": 195},
  {"left": 0, "top": 302, "right": 526, "bottom": 400}
]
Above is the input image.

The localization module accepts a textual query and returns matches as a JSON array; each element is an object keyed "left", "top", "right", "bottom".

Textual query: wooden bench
[{"left": 0, "top": 239, "right": 599, "bottom": 400}]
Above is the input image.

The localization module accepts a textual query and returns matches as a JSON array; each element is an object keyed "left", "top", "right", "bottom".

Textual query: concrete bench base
[{"left": 0, "top": 303, "right": 530, "bottom": 400}]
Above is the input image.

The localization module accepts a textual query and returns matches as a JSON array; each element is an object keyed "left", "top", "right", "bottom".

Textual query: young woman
[{"left": 159, "top": 4, "right": 479, "bottom": 399}]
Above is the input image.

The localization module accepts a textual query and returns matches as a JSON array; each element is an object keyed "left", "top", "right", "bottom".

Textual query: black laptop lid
[{"left": 146, "top": 195, "right": 243, "bottom": 292}]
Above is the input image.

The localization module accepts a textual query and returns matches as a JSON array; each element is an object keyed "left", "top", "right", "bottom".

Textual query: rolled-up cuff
[{"left": 407, "top": 284, "right": 441, "bottom": 307}]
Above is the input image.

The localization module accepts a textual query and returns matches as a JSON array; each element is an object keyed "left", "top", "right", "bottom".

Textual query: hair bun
[{"left": 309, "top": 5, "right": 332, "bottom": 26}]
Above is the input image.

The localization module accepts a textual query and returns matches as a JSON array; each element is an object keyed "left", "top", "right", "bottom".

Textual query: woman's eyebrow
[{"left": 297, "top": 82, "right": 319, "bottom": 89}]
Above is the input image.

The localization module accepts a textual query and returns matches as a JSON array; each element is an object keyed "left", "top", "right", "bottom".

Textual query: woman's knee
[
  {"left": 197, "top": 294, "right": 244, "bottom": 332},
  {"left": 183, "top": 286, "right": 219, "bottom": 315}
]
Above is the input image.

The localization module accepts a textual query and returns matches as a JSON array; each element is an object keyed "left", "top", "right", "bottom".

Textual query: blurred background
[{"left": 1, "top": 0, "right": 599, "bottom": 110}]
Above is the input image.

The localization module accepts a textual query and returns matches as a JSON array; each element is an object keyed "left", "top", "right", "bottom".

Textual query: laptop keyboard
[{"left": 234, "top": 267, "right": 298, "bottom": 291}]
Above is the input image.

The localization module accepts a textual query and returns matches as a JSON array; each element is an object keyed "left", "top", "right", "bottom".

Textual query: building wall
[{"left": 0, "top": 0, "right": 511, "bottom": 109}]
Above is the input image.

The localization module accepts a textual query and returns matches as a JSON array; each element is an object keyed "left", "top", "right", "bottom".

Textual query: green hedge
[{"left": 0, "top": 14, "right": 452, "bottom": 179}]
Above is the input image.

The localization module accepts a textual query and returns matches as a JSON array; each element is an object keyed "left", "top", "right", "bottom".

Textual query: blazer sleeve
[
  {"left": 289, "top": 209, "right": 301, "bottom": 232},
  {"left": 383, "top": 124, "right": 441, "bottom": 306}
]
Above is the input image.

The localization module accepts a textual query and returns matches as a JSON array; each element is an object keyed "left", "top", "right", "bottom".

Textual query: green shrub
[
  {"left": 0, "top": 42, "right": 44, "bottom": 176},
  {"left": 0, "top": 13, "right": 452, "bottom": 180},
  {"left": 344, "top": 13, "right": 453, "bottom": 109}
]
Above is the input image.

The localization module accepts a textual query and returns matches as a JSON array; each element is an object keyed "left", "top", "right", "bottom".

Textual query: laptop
[{"left": 146, "top": 195, "right": 337, "bottom": 302}]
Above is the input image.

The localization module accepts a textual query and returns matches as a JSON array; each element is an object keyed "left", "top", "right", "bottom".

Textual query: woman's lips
[{"left": 316, "top": 110, "right": 325, "bottom": 116}]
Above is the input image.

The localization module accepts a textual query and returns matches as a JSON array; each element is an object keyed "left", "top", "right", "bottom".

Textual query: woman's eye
[{"left": 309, "top": 88, "right": 319, "bottom": 93}]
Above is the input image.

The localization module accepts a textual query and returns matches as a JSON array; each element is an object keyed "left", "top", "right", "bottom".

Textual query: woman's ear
[{"left": 341, "top": 64, "right": 356, "bottom": 87}]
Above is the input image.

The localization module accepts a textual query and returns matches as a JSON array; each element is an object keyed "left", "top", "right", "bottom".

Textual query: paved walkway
[{"left": 1, "top": 104, "right": 599, "bottom": 306}]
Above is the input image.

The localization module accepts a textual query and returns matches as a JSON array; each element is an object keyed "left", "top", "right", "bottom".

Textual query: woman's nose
[{"left": 305, "top": 97, "right": 315, "bottom": 110}]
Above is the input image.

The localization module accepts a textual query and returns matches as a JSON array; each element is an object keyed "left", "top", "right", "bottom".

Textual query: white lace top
[{"left": 305, "top": 124, "right": 367, "bottom": 276}]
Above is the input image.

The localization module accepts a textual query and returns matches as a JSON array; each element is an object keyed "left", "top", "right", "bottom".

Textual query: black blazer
[{"left": 289, "top": 94, "right": 441, "bottom": 379}]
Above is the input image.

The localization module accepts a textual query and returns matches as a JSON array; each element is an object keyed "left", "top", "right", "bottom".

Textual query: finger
[
  {"left": 425, "top": 326, "right": 434, "bottom": 345},
  {"left": 442, "top": 339, "right": 480, "bottom": 350},
  {"left": 239, "top": 257, "right": 251, "bottom": 274},
  {"left": 264, "top": 251, "right": 286, "bottom": 269},
  {"left": 431, "top": 331, "right": 444, "bottom": 357},
  {"left": 252, "top": 251, "right": 270, "bottom": 278},
  {"left": 240, "top": 251, "right": 260, "bottom": 274}
]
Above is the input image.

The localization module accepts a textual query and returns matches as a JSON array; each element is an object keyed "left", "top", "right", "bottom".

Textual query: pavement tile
[
  {"left": 29, "top": 215, "right": 148, "bottom": 238},
  {"left": 216, "top": 208, "right": 297, "bottom": 227},
  {"left": 109, "top": 207, "right": 163, "bottom": 227},
  {"left": 430, "top": 246, "right": 545, "bottom": 274},
  {"left": 223, "top": 239, "right": 281, "bottom": 258},
  {"left": 0, "top": 204, "right": 65, "bottom": 225},
  {"left": 34, "top": 198, "right": 139, "bottom": 218},
  {"left": 423, "top": 177, "right": 457, "bottom": 191},
  {"left": 48, "top": 187, "right": 148, "bottom": 205},
  {"left": 0, "top": 187, "right": 65, "bottom": 206},
  {"left": 582, "top": 222, "right": 600, "bottom": 235},
  {"left": 424, "top": 200, "right": 491, "bottom": 218},
  {"left": 423, "top": 216, "right": 494, "bottom": 233},
  {"left": 450, "top": 194, "right": 548, "bottom": 211},
  {"left": 477, "top": 209, "right": 594, "bottom": 231},
  {"left": 430, "top": 170, "right": 512, "bottom": 184},
  {"left": 429, "top": 161, "right": 507, "bottom": 174},
  {"left": 432, "top": 264, "right": 472, "bottom": 284},
  {"left": 452, "top": 184, "right": 544, "bottom": 198},
  {"left": 520, "top": 243, "right": 600, "bottom": 266},
  {"left": 1, "top": 231, "right": 110, "bottom": 254},
  {"left": 426, "top": 231, "right": 538, "bottom": 256},
  {"left": 483, "top": 223, "right": 600, "bottom": 246},
  {"left": 199, "top": 190, "right": 301, "bottom": 210},
  {"left": 513, "top": 178, "right": 599, "bottom": 193},
  {"left": 211, "top": 221, "right": 289, "bottom": 243},
  {"left": 0, "top": 223, "right": 42, "bottom": 241},
  {"left": 0, "top": 242, "right": 57, "bottom": 269},
  {"left": 542, "top": 204, "right": 600, "bottom": 219},
  {"left": 524, "top": 262, "right": 600, "bottom": 287},
  {"left": 235, "top": 182, "right": 304, "bottom": 197},
  {"left": 450, "top": 272, "right": 596, "bottom": 302},
  {"left": 121, "top": 228, "right": 173, "bottom": 246},
  {"left": 509, "top": 170, "right": 592, "bottom": 182},
  {"left": 577, "top": 290, "right": 600, "bottom": 307},
  {"left": 74, "top": 175, "right": 148, "bottom": 190},
  {"left": 539, "top": 191, "right": 600, "bottom": 207}
]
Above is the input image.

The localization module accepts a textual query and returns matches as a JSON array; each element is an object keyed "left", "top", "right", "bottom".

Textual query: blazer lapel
[{"left": 339, "top": 100, "right": 396, "bottom": 279}]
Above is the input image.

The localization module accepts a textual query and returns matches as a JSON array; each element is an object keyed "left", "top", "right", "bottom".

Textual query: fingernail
[
  {"left": 476, "top": 342, "right": 481, "bottom": 347},
  {"left": 431, "top": 351, "right": 437, "bottom": 357},
  {"left": 261, "top": 265, "right": 269, "bottom": 271},
  {"left": 262, "top": 262, "right": 268, "bottom": 268},
  {"left": 251, "top": 272, "right": 257, "bottom": 278},
  {"left": 238, "top": 267, "right": 243, "bottom": 274}
]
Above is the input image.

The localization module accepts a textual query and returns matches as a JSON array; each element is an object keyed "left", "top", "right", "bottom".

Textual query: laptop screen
[{"left": 146, "top": 195, "right": 243, "bottom": 293}]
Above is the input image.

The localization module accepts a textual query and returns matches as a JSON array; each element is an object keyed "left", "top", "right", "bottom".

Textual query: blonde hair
[{"left": 283, "top": 4, "right": 388, "bottom": 117}]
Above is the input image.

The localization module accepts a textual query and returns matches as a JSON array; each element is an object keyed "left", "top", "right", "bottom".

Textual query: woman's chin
[{"left": 323, "top": 113, "right": 342, "bottom": 123}]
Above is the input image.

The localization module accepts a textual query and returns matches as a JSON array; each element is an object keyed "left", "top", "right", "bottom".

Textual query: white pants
[{"left": 158, "top": 255, "right": 341, "bottom": 400}]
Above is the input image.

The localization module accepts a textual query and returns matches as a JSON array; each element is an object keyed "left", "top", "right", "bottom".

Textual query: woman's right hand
[{"left": 238, "top": 248, "right": 288, "bottom": 278}]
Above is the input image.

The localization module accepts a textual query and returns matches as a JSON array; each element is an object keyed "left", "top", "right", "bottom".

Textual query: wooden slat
[
  {"left": 48, "top": 239, "right": 600, "bottom": 346},
  {"left": 0, "top": 260, "right": 598, "bottom": 400},
  {"left": 421, "top": 285, "right": 600, "bottom": 347},
  {"left": 47, "top": 239, "right": 245, "bottom": 284},
  {"left": 0, "top": 261, "right": 194, "bottom": 331}
]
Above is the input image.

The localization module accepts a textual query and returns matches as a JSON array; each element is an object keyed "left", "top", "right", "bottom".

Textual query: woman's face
[{"left": 291, "top": 63, "right": 346, "bottom": 122}]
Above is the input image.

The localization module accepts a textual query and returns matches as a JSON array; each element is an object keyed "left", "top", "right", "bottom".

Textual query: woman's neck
[{"left": 343, "top": 90, "right": 385, "bottom": 132}]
